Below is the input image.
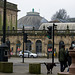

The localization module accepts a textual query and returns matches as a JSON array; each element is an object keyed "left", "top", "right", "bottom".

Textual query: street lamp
[
  {"left": 3, "top": 0, "right": 6, "bottom": 43},
  {"left": 0, "top": 0, "right": 8, "bottom": 62}
]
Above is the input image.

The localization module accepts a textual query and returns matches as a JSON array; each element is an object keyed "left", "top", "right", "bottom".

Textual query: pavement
[{"left": 0, "top": 58, "right": 68, "bottom": 75}]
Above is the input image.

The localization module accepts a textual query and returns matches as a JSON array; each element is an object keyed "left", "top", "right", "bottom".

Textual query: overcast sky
[{"left": 8, "top": 0, "right": 75, "bottom": 21}]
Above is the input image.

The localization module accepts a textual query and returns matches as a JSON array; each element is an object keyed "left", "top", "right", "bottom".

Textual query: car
[{"left": 19, "top": 50, "right": 38, "bottom": 58}]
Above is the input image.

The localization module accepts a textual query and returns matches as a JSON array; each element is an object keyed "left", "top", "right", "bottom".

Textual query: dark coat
[
  {"left": 66, "top": 50, "right": 72, "bottom": 66},
  {"left": 58, "top": 48, "right": 66, "bottom": 62}
]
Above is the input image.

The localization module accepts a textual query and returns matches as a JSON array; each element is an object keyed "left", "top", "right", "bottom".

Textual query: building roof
[
  {"left": 0, "top": 0, "right": 18, "bottom": 11},
  {"left": 39, "top": 23, "right": 75, "bottom": 30},
  {"left": 67, "top": 18, "right": 75, "bottom": 22},
  {"left": 49, "top": 18, "right": 75, "bottom": 23},
  {"left": 18, "top": 9, "right": 48, "bottom": 30}
]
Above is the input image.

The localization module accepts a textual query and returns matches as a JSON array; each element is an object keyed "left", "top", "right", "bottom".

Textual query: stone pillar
[
  {"left": 13, "top": 44, "right": 16, "bottom": 53},
  {"left": 42, "top": 41, "right": 45, "bottom": 53},
  {"left": 69, "top": 49, "right": 75, "bottom": 75},
  {"left": 32, "top": 40, "right": 36, "bottom": 53}
]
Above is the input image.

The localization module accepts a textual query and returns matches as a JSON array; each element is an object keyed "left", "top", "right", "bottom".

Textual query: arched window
[
  {"left": 13, "top": 27, "right": 15, "bottom": 30},
  {"left": 36, "top": 40, "right": 42, "bottom": 53},
  {"left": 26, "top": 40, "right": 32, "bottom": 51}
]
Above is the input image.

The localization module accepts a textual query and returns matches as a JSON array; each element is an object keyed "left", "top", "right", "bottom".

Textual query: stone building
[
  {"left": 0, "top": 0, "right": 18, "bottom": 30},
  {"left": 0, "top": 22, "right": 75, "bottom": 57},
  {"left": 0, "top": 1, "right": 75, "bottom": 57}
]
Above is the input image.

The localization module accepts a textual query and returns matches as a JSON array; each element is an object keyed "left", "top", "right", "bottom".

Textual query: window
[
  {"left": 8, "top": 26, "right": 10, "bottom": 30},
  {"left": 26, "top": 40, "right": 32, "bottom": 51},
  {"left": 2, "top": 26, "right": 3, "bottom": 30},
  {"left": 0, "top": 11, "right": 2, "bottom": 29},
  {"left": 13, "top": 27, "right": 15, "bottom": 30},
  {"left": 36, "top": 40, "right": 42, "bottom": 53}
]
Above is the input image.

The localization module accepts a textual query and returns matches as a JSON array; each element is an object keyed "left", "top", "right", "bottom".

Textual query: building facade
[
  {"left": 0, "top": 1, "right": 75, "bottom": 57},
  {"left": 0, "top": 27, "right": 75, "bottom": 56},
  {"left": 0, "top": 0, "right": 18, "bottom": 30}
]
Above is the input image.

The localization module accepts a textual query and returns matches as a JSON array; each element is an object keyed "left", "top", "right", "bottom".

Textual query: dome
[
  {"left": 18, "top": 9, "right": 48, "bottom": 30},
  {"left": 40, "top": 18, "right": 48, "bottom": 23}
]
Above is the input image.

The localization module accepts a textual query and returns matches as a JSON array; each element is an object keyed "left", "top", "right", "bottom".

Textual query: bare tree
[{"left": 51, "top": 9, "right": 69, "bottom": 21}]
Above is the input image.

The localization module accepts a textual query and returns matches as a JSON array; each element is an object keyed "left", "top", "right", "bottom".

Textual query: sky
[{"left": 7, "top": 0, "right": 75, "bottom": 21}]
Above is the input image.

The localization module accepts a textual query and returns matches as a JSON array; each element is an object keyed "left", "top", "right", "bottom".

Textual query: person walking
[
  {"left": 58, "top": 44, "right": 66, "bottom": 72},
  {"left": 66, "top": 48, "right": 72, "bottom": 72}
]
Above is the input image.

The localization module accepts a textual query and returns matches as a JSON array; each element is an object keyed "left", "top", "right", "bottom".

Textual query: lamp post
[
  {"left": 22, "top": 26, "right": 24, "bottom": 63},
  {"left": 3, "top": 0, "right": 6, "bottom": 43},
  {"left": 52, "top": 23, "right": 57, "bottom": 63},
  {"left": 0, "top": 0, "right": 8, "bottom": 62}
]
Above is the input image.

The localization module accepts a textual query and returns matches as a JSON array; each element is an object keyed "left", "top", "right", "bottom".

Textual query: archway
[
  {"left": 16, "top": 40, "right": 21, "bottom": 55},
  {"left": 36, "top": 40, "right": 42, "bottom": 53}
]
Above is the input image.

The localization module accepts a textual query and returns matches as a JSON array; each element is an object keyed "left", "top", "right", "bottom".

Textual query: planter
[
  {"left": 29, "top": 63, "right": 41, "bottom": 74},
  {"left": 0, "top": 62, "right": 13, "bottom": 73}
]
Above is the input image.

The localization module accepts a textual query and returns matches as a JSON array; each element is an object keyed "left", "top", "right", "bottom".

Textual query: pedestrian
[
  {"left": 58, "top": 44, "right": 66, "bottom": 72},
  {"left": 64, "top": 48, "right": 68, "bottom": 69},
  {"left": 66, "top": 48, "right": 72, "bottom": 72}
]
